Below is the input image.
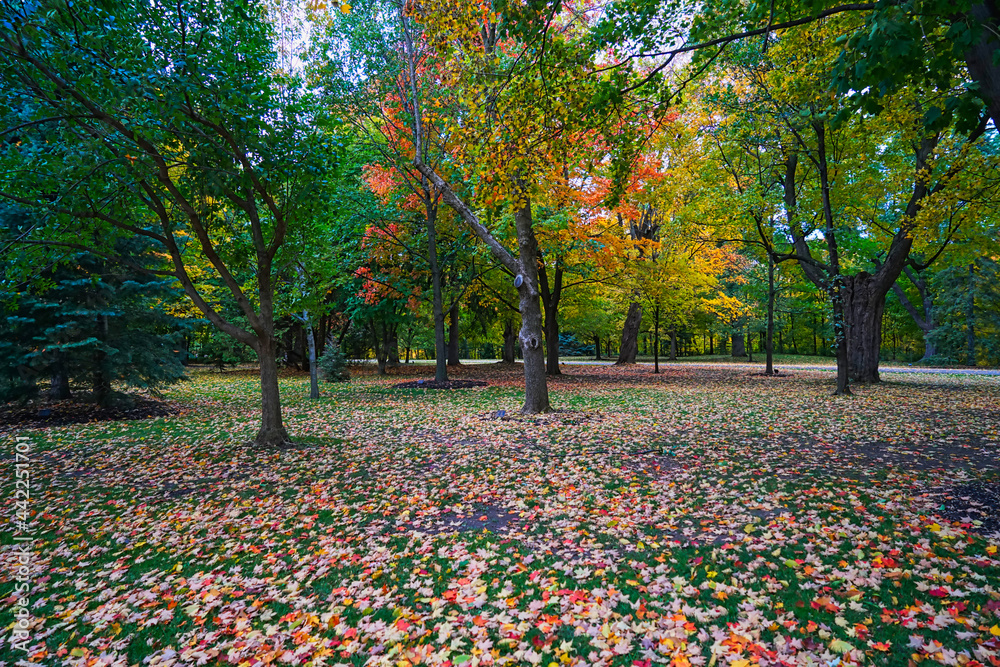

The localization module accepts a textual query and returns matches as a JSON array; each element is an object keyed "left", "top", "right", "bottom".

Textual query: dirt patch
[
  {"left": 394, "top": 380, "right": 488, "bottom": 390},
  {"left": 936, "top": 482, "right": 1000, "bottom": 535},
  {"left": 0, "top": 397, "right": 178, "bottom": 430},
  {"left": 400, "top": 504, "right": 523, "bottom": 535}
]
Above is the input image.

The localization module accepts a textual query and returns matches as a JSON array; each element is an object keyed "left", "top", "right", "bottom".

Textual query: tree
[
  {"left": 0, "top": 238, "right": 189, "bottom": 404},
  {"left": 699, "top": 33, "right": 994, "bottom": 392},
  {"left": 400, "top": 0, "right": 613, "bottom": 411},
  {"left": 0, "top": 0, "right": 335, "bottom": 445}
]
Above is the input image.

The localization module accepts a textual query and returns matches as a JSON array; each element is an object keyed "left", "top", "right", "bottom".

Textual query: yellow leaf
[
  {"left": 990, "top": 625, "right": 1000, "bottom": 636},
  {"left": 829, "top": 639, "right": 854, "bottom": 653}
]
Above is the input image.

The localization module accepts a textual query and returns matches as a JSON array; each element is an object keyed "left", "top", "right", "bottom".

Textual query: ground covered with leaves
[{"left": 2, "top": 363, "right": 1000, "bottom": 667}]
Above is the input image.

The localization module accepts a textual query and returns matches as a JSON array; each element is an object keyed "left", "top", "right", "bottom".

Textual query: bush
[
  {"left": 317, "top": 339, "right": 350, "bottom": 383},
  {"left": 559, "top": 333, "right": 595, "bottom": 357}
]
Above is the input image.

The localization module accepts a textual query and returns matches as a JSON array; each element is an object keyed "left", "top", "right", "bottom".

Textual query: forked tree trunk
[
  {"left": 256, "top": 334, "right": 290, "bottom": 447},
  {"left": 514, "top": 201, "right": 550, "bottom": 413},
  {"left": 616, "top": 302, "right": 642, "bottom": 364},
  {"left": 891, "top": 266, "right": 936, "bottom": 361},
  {"left": 843, "top": 273, "right": 886, "bottom": 383},
  {"left": 447, "top": 302, "right": 461, "bottom": 366},
  {"left": 502, "top": 320, "right": 517, "bottom": 364}
]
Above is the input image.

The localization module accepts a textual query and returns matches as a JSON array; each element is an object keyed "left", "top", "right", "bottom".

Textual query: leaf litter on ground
[{"left": 1, "top": 362, "right": 999, "bottom": 667}]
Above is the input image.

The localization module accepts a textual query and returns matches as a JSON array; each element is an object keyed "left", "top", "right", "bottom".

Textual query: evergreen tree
[{"left": 0, "top": 243, "right": 190, "bottom": 404}]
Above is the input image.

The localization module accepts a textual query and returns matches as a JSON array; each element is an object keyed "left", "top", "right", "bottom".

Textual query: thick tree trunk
[
  {"left": 305, "top": 318, "right": 319, "bottom": 399},
  {"left": 514, "top": 200, "right": 550, "bottom": 413},
  {"left": 669, "top": 326, "right": 677, "bottom": 360},
  {"left": 843, "top": 273, "right": 886, "bottom": 384},
  {"left": 255, "top": 334, "right": 291, "bottom": 447},
  {"left": 593, "top": 335, "right": 601, "bottom": 360},
  {"left": 731, "top": 333, "right": 746, "bottom": 357},
  {"left": 616, "top": 302, "right": 642, "bottom": 364},
  {"left": 426, "top": 200, "right": 449, "bottom": 382},
  {"left": 447, "top": 302, "right": 461, "bottom": 366},
  {"left": 502, "top": 320, "right": 517, "bottom": 364}
]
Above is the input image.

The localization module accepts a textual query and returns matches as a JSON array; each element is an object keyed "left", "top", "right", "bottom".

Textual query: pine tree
[
  {"left": 0, "top": 245, "right": 191, "bottom": 404},
  {"left": 317, "top": 337, "right": 350, "bottom": 383}
]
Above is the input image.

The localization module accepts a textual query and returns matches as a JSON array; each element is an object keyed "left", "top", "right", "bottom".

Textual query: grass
[{"left": 1, "top": 362, "right": 999, "bottom": 666}]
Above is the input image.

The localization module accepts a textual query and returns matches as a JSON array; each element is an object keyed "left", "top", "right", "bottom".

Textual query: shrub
[{"left": 317, "top": 339, "right": 350, "bottom": 383}]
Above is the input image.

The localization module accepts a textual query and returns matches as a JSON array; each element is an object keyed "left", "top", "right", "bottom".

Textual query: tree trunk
[
  {"left": 387, "top": 326, "right": 400, "bottom": 368},
  {"left": 766, "top": 255, "right": 775, "bottom": 375},
  {"left": 538, "top": 262, "right": 564, "bottom": 376},
  {"left": 967, "top": 263, "right": 976, "bottom": 365},
  {"left": 514, "top": 200, "right": 551, "bottom": 413},
  {"left": 255, "top": 334, "right": 291, "bottom": 447},
  {"left": 594, "top": 335, "right": 601, "bottom": 360},
  {"left": 843, "top": 273, "right": 886, "bottom": 384},
  {"left": 669, "top": 326, "right": 677, "bottom": 360},
  {"left": 616, "top": 302, "right": 642, "bottom": 364},
  {"left": 305, "top": 318, "right": 319, "bottom": 399},
  {"left": 892, "top": 266, "right": 936, "bottom": 361},
  {"left": 502, "top": 320, "right": 517, "bottom": 364},
  {"left": 298, "top": 325, "right": 309, "bottom": 371},
  {"left": 964, "top": 4, "right": 1000, "bottom": 131},
  {"left": 447, "top": 302, "right": 461, "bottom": 366},
  {"left": 731, "top": 333, "right": 746, "bottom": 357},
  {"left": 543, "top": 299, "right": 561, "bottom": 375},
  {"left": 709, "top": 333, "right": 714, "bottom": 355},
  {"left": 371, "top": 319, "right": 388, "bottom": 375},
  {"left": 50, "top": 349, "right": 71, "bottom": 399},
  {"left": 426, "top": 199, "right": 449, "bottom": 382},
  {"left": 93, "top": 312, "right": 111, "bottom": 405},
  {"left": 653, "top": 306, "right": 660, "bottom": 374}
]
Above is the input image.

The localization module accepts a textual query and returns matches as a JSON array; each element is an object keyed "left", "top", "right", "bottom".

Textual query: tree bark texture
[
  {"left": 539, "top": 262, "right": 563, "bottom": 376},
  {"left": 616, "top": 302, "right": 642, "bottom": 364},
  {"left": 426, "top": 201, "right": 449, "bottom": 382},
  {"left": 502, "top": 320, "right": 517, "bottom": 364},
  {"left": 731, "top": 333, "right": 746, "bottom": 357},
  {"left": 255, "top": 334, "right": 291, "bottom": 447},
  {"left": 447, "top": 302, "right": 461, "bottom": 366},
  {"left": 514, "top": 201, "right": 551, "bottom": 413}
]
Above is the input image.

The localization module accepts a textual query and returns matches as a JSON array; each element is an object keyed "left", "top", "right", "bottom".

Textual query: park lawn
[{"left": 2, "top": 364, "right": 1000, "bottom": 667}]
